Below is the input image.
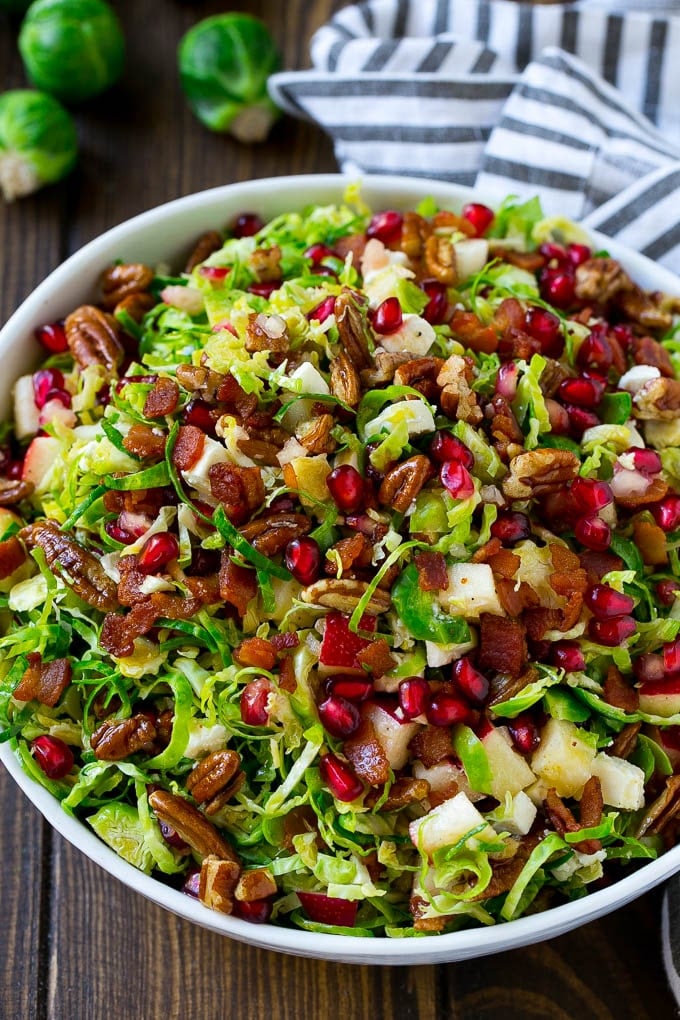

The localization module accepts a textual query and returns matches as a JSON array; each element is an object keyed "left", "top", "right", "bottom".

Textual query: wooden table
[{"left": 0, "top": 2, "right": 677, "bottom": 1017}]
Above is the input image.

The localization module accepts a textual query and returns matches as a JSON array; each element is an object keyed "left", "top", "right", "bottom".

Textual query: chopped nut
[
  {"left": 65, "top": 304, "right": 124, "bottom": 371},
  {"left": 91, "top": 713, "right": 158, "bottom": 761},
  {"left": 235, "top": 868, "right": 277, "bottom": 903},
  {"left": 249, "top": 244, "right": 282, "bottom": 282},
  {"left": 245, "top": 312, "right": 289, "bottom": 353},
  {"left": 334, "top": 291, "right": 372, "bottom": 369},
  {"left": 0, "top": 478, "right": 33, "bottom": 506},
  {"left": 378, "top": 455, "right": 432, "bottom": 513},
  {"left": 400, "top": 211, "right": 431, "bottom": 259},
  {"left": 633, "top": 377, "right": 680, "bottom": 420},
  {"left": 502, "top": 448, "right": 580, "bottom": 500},
  {"left": 574, "top": 258, "right": 633, "bottom": 304},
  {"left": 199, "top": 856, "right": 241, "bottom": 914},
  {"left": 296, "top": 413, "right": 337, "bottom": 454},
  {"left": 114, "top": 291, "right": 156, "bottom": 323},
  {"left": 100, "top": 263, "right": 154, "bottom": 310},
  {"left": 0, "top": 535, "right": 27, "bottom": 578},
  {"left": 299, "top": 578, "right": 391, "bottom": 614},
  {"left": 186, "top": 749, "right": 243, "bottom": 812},
  {"left": 149, "top": 789, "right": 239, "bottom": 861},
  {"left": 424, "top": 234, "right": 457, "bottom": 285},
  {"left": 21, "top": 520, "right": 119, "bottom": 612},
  {"left": 184, "top": 229, "right": 223, "bottom": 273},
  {"left": 239, "top": 512, "right": 311, "bottom": 556},
  {"left": 329, "top": 351, "right": 361, "bottom": 407}
]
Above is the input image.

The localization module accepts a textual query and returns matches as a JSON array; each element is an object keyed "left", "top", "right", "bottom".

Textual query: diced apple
[
  {"left": 481, "top": 725, "right": 536, "bottom": 800},
  {"left": 439, "top": 562, "right": 504, "bottom": 619},
  {"left": 409, "top": 791, "right": 497, "bottom": 857},
  {"left": 181, "top": 435, "right": 230, "bottom": 500},
  {"left": 0, "top": 507, "right": 21, "bottom": 536},
  {"left": 362, "top": 700, "right": 420, "bottom": 770},
  {"left": 618, "top": 365, "right": 660, "bottom": 394},
  {"left": 638, "top": 675, "right": 680, "bottom": 717},
  {"left": 282, "top": 455, "right": 331, "bottom": 508},
  {"left": 530, "top": 717, "right": 596, "bottom": 799},
  {"left": 489, "top": 791, "right": 537, "bottom": 836},
  {"left": 364, "top": 400, "right": 435, "bottom": 441},
  {"left": 39, "top": 398, "right": 76, "bottom": 430},
  {"left": 379, "top": 314, "right": 436, "bottom": 356},
  {"left": 22, "top": 435, "right": 60, "bottom": 490},
  {"left": 453, "top": 238, "right": 489, "bottom": 281},
  {"left": 318, "top": 611, "right": 376, "bottom": 677},
  {"left": 590, "top": 752, "right": 645, "bottom": 810},
  {"left": 13, "top": 375, "right": 40, "bottom": 440},
  {"left": 424, "top": 637, "right": 477, "bottom": 668}
]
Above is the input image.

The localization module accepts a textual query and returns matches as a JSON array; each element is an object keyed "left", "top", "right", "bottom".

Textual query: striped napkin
[{"left": 268, "top": 0, "right": 680, "bottom": 271}]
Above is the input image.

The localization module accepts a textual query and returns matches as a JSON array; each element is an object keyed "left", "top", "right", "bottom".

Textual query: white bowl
[{"left": 1, "top": 173, "right": 679, "bottom": 966}]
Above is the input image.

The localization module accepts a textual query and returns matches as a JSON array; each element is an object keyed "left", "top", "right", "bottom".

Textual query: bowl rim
[{"left": 1, "top": 172, "right": 679, "bottom": 965}]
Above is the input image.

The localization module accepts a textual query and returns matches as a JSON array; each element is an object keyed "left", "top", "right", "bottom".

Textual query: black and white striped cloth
[{"left": 268, "top": 0, "right": 680, "bottom": 271}]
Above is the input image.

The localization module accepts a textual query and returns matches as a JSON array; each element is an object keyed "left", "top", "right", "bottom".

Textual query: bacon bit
[
  {"left": 471, "top": 537, "right": 503, "bottom": 563},
  {"left": 449, "top": 309, "right": 498, "bottom": 354},
  {"left": 579, "top": 776, "right": 604, "bottom": 834},
  {"left": 343, "top": 719, "right": 391, "bottom": 786},
  {"left": 408, "top": 725, "right": 454, "bottom": 768},
  {"left": 496, "top": 578, "right": 539, "bottom": 618},
  {"left": 478, "top": 614, "right": 527, "bottom": 677},
  {"left": 414, "top": 551, "right": 448, "bottom": 592},
  {"left": 608, "top": 722, "right": 641, "bottom": 759},
  {"left": 233, "top": 637, "right": 277, "bottom": 671},
  {"left": 433, "top": 209, "right": 476, "bottom": 237},
  {"left": 117, "top": 556, "right": 150, "bottom": 606},
  {"left": 472, "top": 836, "right": 540, "bottom": 901},
  {"left": 523, "top": 607, "right": 561, "bottom": 642},
  {"left": 143, "top": 376, "right": 180, "bottom": 418},
  {"left": 183, "top": 575, "right": 221, "bottom": 604},
  {"left": 101, "top": 601, "right": 159, "bottom": 657},
  {"left": 355, "top": 639, "right": 396, "bottom": 678},
  {"left": 616, "top": 477, "right": 668, "bottom": 510},
  {"left": 603, "top": 664, "right": 639, "bottom": 714},
  {"left": 0, "top": 535, "right": 26, "bottom": 579},
  {"left": 209, "top": 463, "right": 265, "bottom": 522},
  {"left": 632, "top": 335, "right": 675, "bottom": 377},
  {"left": 578, "top": 549, "right": 624, "bottom": 585},
  {"left": 325, "top": 533, "right": 373, "bottom": 576},
  {"left": 13, "top": 653, "right": 72, "bottom": 707},
  {"left": 216, "top": 373, "right": 258, "bottom": 419},
  {"left": 150, "top": 592, "right": 202, "bottom": 621},
  {"left": 271, "top": 632, "right": 299, "bottom": 652},
  {"left": 281, "top": 805, "right": 323, "bottom": 852},
  {"left": 278, "top": 655, "right": 297, "bottom": 693},
  {"left": 218, "top": 554, "right": 257, "bottom": 617},
  {"left": 123, "top": 424, "right": 166, "bottom": 460},
  {"left": 633, "top": 518, "right": 668, "bottom": 566},
  {"left": 172, "top": 425, "right": 206, "bottom": 471},
  {"left": 549, "top": 545, "right": 582, "bottom": 574},
  {"left": 366, "top": 776, "right": 430, "bottom": 812},
  {"left": 492, "top": 297, "right": 525, "bottom": 335},
  {"left": 636, "top": 776, "right": 680, "bottom": 838},
  {"left": 544, "top": 787, "right": 601, "bottom": 855},
  {"left": 486, "top": 548, "right": 520, "bottom": 579}
]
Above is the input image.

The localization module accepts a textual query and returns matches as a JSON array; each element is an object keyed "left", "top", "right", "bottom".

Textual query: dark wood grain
[{"left": 0, "top": 2, "right": 679, "bottom": 1018}]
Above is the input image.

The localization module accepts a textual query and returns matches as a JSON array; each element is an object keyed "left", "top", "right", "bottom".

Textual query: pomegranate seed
[
  {"left": 159, "top": 821, "right": 189, "bottom": 851},
  {"left": 31, "top": 734, "right": 74, "bottom": 779},
  {"left": 490, "top": 510, "right": 531, "bottom": 545},
  {"left": 182, "top": 868, "right": 201, "bottom": 898},
  {"left": 34, "top": 321, "right": 68, "bottom": 353},
  {"left": 664, "top": 639, "right": 680, "bottom": 674},
  {"left": 550, "top": 641, "right": 585, "bottom": 672},
  {"left": 660, "top": 727, "right": 680, "bottom": 752},
  {"left": 585, "top": 583, "right": 635, "bottom": 620},
  {"left": 366, "top": 210, "right": 403, "bottom": 245},
  {"left": 312, "top": 266, "right": 339, "bottom": 281},
  {"left": 633, "top": 653, "right": 665, "bottom": 684},
  {"left": 183, "top": 399, "right": 217, "bottom": 435},
  {"left": 199, "top": 265, "right": 230, "bottom": 281},
  {"left": 571, "top": 477, "right": 613, "bottom": 514},
  {"left": 104, "top": 520, "right": 136, "bottom": 544},
  {"left": 657, "top": 579, "right": 680, "bottom": 606},
  {"left": 421, "top": 279, "right": 448, "bottom": 324},
  {"left": 452, "top": 657, "right": 489, "bottom": 705},
  {"left": 558, "top": 376, "right": 605, "bottom": 408},
  {"left": 319, "top": 753, "right": 363, "bottom": 802},
  {"left": 32, "top": 368, "right": 65, "bottom": 408},
  {"left": 652, "top": 496, "right": 680, "bottom": 532},
  {"left": 233, "top": 898, "right": 273, "bottom": 924},
  {"left": 42, "top": 387, "right": 72, "bottom": 409},
  {"left": 507, "top": 714, "right": 540, "bottom": 754},
  {"left": 326, "top": 464, "right": 365, "bottom": 514},
  {"left": 305, "top": 243, "right": 336, "bottom": 264},
  {"left": 285, "top": 536, "right": 321, "bottom": 586},
  {"left": 566, "top": 405, "right": 600, "bottom": 439},
  {"left": 426, "top": 692, "right": 471, "bottom": 727},
  {"left": 576, "top": 330, "right": 613, "bottom": 373},
  {"left": 248, "top": 281, "right": 279, "bottom": 299},
  {"left": 5, "top": 459, "right": 24, "bottom": 479},
  {"left": 429, "top": 431, "right": 473, "bottom": 468},
  {"left": 137, "top": 532, "right": 179, "bottom": 574},
  {"left": 398, "top": 677, "right": 430, "bottom": 719},
  {"left": 524, "top": 307, "right": 563, "bottom": 357},
  {"left": 462, "top": 202, "right": 495, "bottom": 236},
  {"left": 440, "top": 461, "right": 475, "bottom": 499},
  {"left": 240, "top": 678, "right": 272, "bottom": 726},
  {"left": 540, "top": 268, "right": 575, "bottom": 309},
  {"left": 627, "top": 447, "right": 662, "bottom": 475},
  {"left": 232, "top": 212, "right": 263, "bottom": 237},
  {"left": 372, "top": 297, "right": 403, "bottom": 335},
  {"left": 211, "top": 319, "right": 238, "bottom": 336},
  {"left": 574, "top": 515, "right": 611, "bottom": 551},
  {"left": 539, "top": 242, "right": 568, "bottom": 265},
  {"left": 325, "top": 676, "right": 373, "bottom": 702},
  {"left": 567, "top": 243, "right": 592, "bottom": 266},
  {"left": 588, "top": 615, "right": 636, "bottom": 646},
  {"left": 612, "top": 323, "right": 633, "bottom": 350},
  {"left": 307, "top": 295, "right": 336, "bottom": 323},
  {"left": 495, "top": 362, "right": 519, "bottom": 400},
  {"left": 318, "top": 695, "right": 360, "bottom": 738}
]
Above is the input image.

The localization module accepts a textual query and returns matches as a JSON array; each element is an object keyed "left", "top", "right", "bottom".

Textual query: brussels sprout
[
  {"left": 178, "top": 13, "right": 282, "bottom": 143},
  {"left": 0, "top": 89, "right": 78, "bottom": 201},
  {"left": 18, "top": 0, "right": 125, "bottom": 103}
]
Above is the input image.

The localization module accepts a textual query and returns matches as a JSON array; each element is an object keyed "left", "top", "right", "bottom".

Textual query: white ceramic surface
[{"left": 1, "top": 174, "right": 679, "bottom": 966}]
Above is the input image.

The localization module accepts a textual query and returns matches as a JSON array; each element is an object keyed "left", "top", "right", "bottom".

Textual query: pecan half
[
  {"left": 249, "top": 244, "right": 282, "bottom": 282},
  {"left": 400, "top": 211, "right": 431, "bottom": 259},
  {"left": 574, "top": 258, "right": 633, "bottom": 304},
  {"left": 65, "top": 305, "right": 124, "bottom": 371},
  {"left": 199, "top": 856, "right": 241, "bottom": 914},
  {"left": 186, "top": 749, "right": 243, "bottom": 815},
  {"left": 235, "top": 868, "right": 277, "bottom": 902},
  {"left": 394, "top": 356, "right": 445, "bottom": 400},
  {"left": 245, "top": 312, "right": 289, "bottom": 353},
  {"left": 149, "top": 789, "right": 239, "bottom": 861},
  {"left": 633, "top": 377, "right": 680, "bottom": 420},
  {"left": 236, "top": 438, "right": 281, "bottom": 466},
  {"left": 0, "top": 477, "right": 33, "bottom": 505},
  {"left": 100, "top": 263, "right": 154, "bottom": 310},
  {"left": 13, "top": 653, "right": 72, "bottom": 707},
  {"left": 502, "top": 448, "right": 580, "bottom": 500},
  {"left": 360, "top": 349, "right": 411, "bottom": 387},
  {"left": 299, "top": 578, "right": 391, "bottom": 614},
  {"left": 631, "top": 335, "right": 675, "bottom": 377},
  {"left": 437, "top": 354, "right": 482, "bottom": 424},
  {"left": 296, "top": 413, "right": 337, "bottom": 454},
  {"left": 184, "top": 229, "right": 223, "bottom": 273},
  {"left": 424, "top": 235, "right": 457, "bottom": 285},
  {"left": 114, "top": 291, "right": 156, "bottom": 323},
  {"left": 378, "top": 455, "right": 431, "bottom": 513},
  {"left": 329, "top": 351, "right": 361, "bottom": 407},
  {"left": 618, "top": 288, "right": 672, "bottom": 333},
  {"left": 334, "top": 291, "right": 372, "bottom": 369},
  {"left": 21, "top": 520, "right": 119, "bottom": 611},
  {"left": 239, "top": 512, "right": 311, "bottom": 556},
  {"left": 91, "top": 713, "right": 158, "bottom": 760}
]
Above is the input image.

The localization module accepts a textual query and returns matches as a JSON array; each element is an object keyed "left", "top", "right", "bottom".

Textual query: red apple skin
[
  {"left": 639, "top": 674, "right": 680, "bottom": 698},
  {"left": 297, "top": 891, "right": 358, "bottom": 927},
  {"left": 318, "top": 611, "right": 377, "bottom": 676}
]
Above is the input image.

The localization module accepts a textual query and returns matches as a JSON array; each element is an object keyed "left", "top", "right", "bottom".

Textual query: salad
[{"left": 1, "top": 188, "right": 680, "bottom": 938}]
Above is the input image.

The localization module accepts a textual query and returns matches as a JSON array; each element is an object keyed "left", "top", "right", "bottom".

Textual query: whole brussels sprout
[
  {"left": 18, "top": 0, "right": 125, "bottom": 103},
  {"left": 0, "top": 89, "right": 78, "bottom": 201},
  {"left": 178, "top": 13, "right": 282, "bottom": 143}
]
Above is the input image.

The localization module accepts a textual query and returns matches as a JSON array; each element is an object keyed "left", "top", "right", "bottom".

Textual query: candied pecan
[
  {"left": 114, "top": 291, "right": 156, "bottom": 323},
  {"left": 450, "top": 310, "right": 498, "bottom": 354},
  {"left": 489, "top": 248, "right": 545, "bottom": 272},
  {"left": 116, "top": 557, "right": 151, "bottom": 607},
  {"left": 296, "top": 413, "right": 337, "bottom": 454},
  {"left": 22, "top": 520, "right": 118, "bottom": 612},
  {"left": 356, "top": 639, "right": 396, "bottom": 677},
  {"left": 65, "top": 305, "right": 124, "bottom": 371},
  {"left": 186, "top": 749, "right": 242, "bottom": 808},
  {"left": 236, "top": 438, "right": 281, "bottom": 466},
  {"left": 278, "top": 655, "right": 297, "bottom": 693},
  {"left": 122, "top": 424, "right": 166, "bottom": 460},
  {"left": 151, "top": 592, "right": 202, "bottom": 622},
  {"left": 343, "top": 719, "right": 390, "bottom": 786},
  {"left": 233, "top": 636, "right": 277, "bottom": 671},
  {"left": 424, "top": 234, "right": 457, "bottom": 285},
  {"left": 245, "top": 312, "right": 289, "bottom": 353},
  {"left": 603, "top": 664, "right": 639, "bottom": 714},
  {"left": 184, "top": 229, "right": 223, "bottom": 273},
  {"left": 0, "top": 535, "right": 26, "bottom": 579},
  {"left": 91, "top": 713, "right": 158, "bottom": 760},
  {"left": 219, "top": 554, "right": 257, "bottom": 616},
  {"left": 632, "top": 335, "right": 675, "bottom": 376},
  {"left": 617, "top": 288, "right": 673, "bottom": 333},
  {"left": 235, "top": 868, "right": 277, "bottom": 903},
  {"left": 172, "top": 424, "right": 206, "bottom": 471},
  {"left": 299, "top": 578, "right": 391, "bottom": 614},
  {"left": 394, "top": 356, "right": 445, "bottom": 400},
  {"left": 634, "top": 377, "right": 680, "bottom": 420},
  {"left": 143, "top": 376, "right": 180, "bottom": 418},
  {"left": 199, "top": 856, "right": 241, "bottom": 913},
  {"left": 635, "top": 776, "right": 680, "bottom": 838},
  {"left": 361, "top": 349, "right": 411, "bottom": 387},
  {"left": 539, "top": 359, "right": 572, "bottom": 398},
  {"left": 414, "top": 551, "right": 448, "bottom": 592},
  {"left": 0, "top": 478, "right": 33, "bottom": 505},
  {"left": 432, "top": 209, "right": 475, "bottom": 235},
  {"left": 239, "top": 512, "right": 311, "bottom": 556},
  {"left": 633, "top": 518, "right": 668, "bottom": 565},
  {"left": 176, "top": 364, "right": 224, "bottom": 401},
  {"left": 334, "top": 291, "right": 373, "bottom": 369},
  {"left": 478, "top": 614, "right": 527, "bottom": 678},
  {"left": 409, "top": 725, "right": 454, "bottom": 768},
  {"left": 378, "top": 455, "right": 431, "bottom": 514},
  {"left": 249, "top": 244, "right": 282, "bottom": 282},
  {"left": 437, "top": 354, "right": 482, "bottom": 424},
  {"left": 502, "top": 448, "right": 580, "bottom": 500},
  {"left": 150, "top": 790, "right": 239, "bottom": 861},
  {"left": 574, "top": 258, "right": 633, "bottom": 304},
  {"left": 209, "top": 463, "right": 265, "bottom": 520},
  {"left": 608, "top": 722, "right": 641, "bottom": 759},
  {"left": 216, "top": 373, "right": 259, "bottom": 418},
  {"left": 485, "top": 395, "right": 524, "bottom": 461},
  {"left": 615, "top": 477, "right": 668, "bottom": 508},
  {"left": 13, "top": 653, "right": 71, "bottom": 707},
  {"left": 329, "top": 351, "right": 361, "bottom": 407},
  {"left": 325, "top": 533, "right": 372, "bottom": 575},
  {"left": 400, "top": 211, "right": 431, "bottom": 259},
  {"left": 100, "top": 263, "right": 154, "bottom": 310}
]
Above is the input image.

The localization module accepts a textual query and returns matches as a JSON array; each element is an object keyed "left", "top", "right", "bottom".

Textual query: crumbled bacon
[
  {"left": 208, "top": 463, "right": 265, "bottom": 522},
  {"left": 233, "top": 637, "right": 277, "bottom": 671},
  {"left": 523, "top": 607, "right": 560, "bottom": 642},
  {"left": 271, "top": 632, "right": 299, "bottom": 652},
  {"left": 496, "top": 578, "right": 539, "bottom": 618},
  {"left": 544, "top": 787, "right": 601, "bottom": 855},
  {"left": 368, "top": 776, "right": 430, "bottom": 812},
  {"left": 607, "top": 722, "right": 641, "bottom": 759},
  {"left": 172, "top": 425, "right": 206, "bottom": 471},
  {"left": 184, "top": 574, "right": 221, "bottom": 604},
  {"left": 471, "top": 537, "right": 502, "bottom": 564},
  {"left": 13, "top": 653, "right": 72, "bottom": 707},
  {"left": 578, "top": 549, "right": 624, "bottom": 585},
  {"left": 123, "top": 424, "right": 166, "bottom": 460},
  {"left": 0, "top": 535, "right": 26, "bottom": 579},
  {"left": 101, "top": 601, "right": 159, "bottom": 657},
  {"left": 278, "top": 655, "right": 297, "bottom": 693},
  {"left": 478, "top": 614, "right": 527, "bottom": 677},
  {"left": 218, "top": 554, "right": 257, "bottom": 617},
  {"left": 632, "top": 335, "right": 675, "bottom": 377},
  {"left": 414, "top": 551, "right": 448, "bottom": 592},
  {"left": 325, "top": 533, "right": 373, "bottom": 575},
  {"left": 486, "top": 548, "right": 520, "bottom": 579},
  {"left": 603, "top": 664, "right": 639, "bottom": 714},
  {"left": 408, "top": 725, "right": 454, "bottom": 768},
  {"left": 343, "top": 719, "right": 391, "bottom": 785},
  {"left": 355, "top": 639, "right": 396, "bottom": 678},
  {"left": 143, "top": 376, "right": 180, "bottom": 418},
  {"left": 117, "top": 556, "right": 150, "bottom": 606},
  {"left": 215, "top": 373, "right": 258, "bottom": 419},
  {"left": 449, "top": 309, "right": 498, "bottom": 354}
]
